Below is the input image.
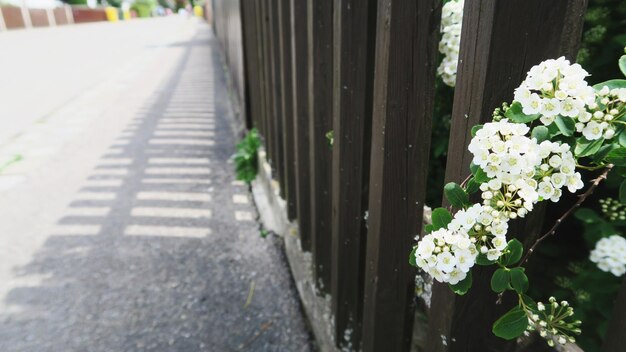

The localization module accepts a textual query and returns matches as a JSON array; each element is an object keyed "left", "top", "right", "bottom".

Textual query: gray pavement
[{"left": 0, "top": 18, "right": 313, "bottom": 352}]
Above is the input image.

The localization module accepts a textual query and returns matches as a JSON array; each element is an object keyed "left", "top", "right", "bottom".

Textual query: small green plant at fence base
[
  {"left": 325, "top": 130, "right": 334, "bottom": 149},
  {"left": 234, "top": 128, "right": 261, "bottom": 184},
  {"left": 410, "top": 53, "right": 626, "bottom": 348}
]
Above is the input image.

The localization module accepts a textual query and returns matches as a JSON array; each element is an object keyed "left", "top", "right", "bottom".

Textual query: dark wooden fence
[{"left": 211, "top": 0, "right": 626, "bottom": 351}]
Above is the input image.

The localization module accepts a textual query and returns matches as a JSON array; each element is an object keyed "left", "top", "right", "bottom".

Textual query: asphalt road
[{"left": 0, "top": 17, "right": 312, "bottom": 351}]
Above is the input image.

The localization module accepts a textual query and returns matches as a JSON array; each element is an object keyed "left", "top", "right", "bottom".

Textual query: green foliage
[
  {"left": 505, "top": 101, "right": 541, "bottom": 123},
  {"left": 63, "top": 0, "right": 88, "bottom": 5},
  {"left": 509, "top": 268, "right": 529, "bottom": 294},
  {"left": 449, "top": 270, "right": 472, "bottom": 295},
  {"left": 234, "top": 128, "right": 261, "bottom": 184},
  {"left": 490, "top": 268, "right": 509, "bottom": 293},
  {"left": 444, "top": 182, "right": 470, "bottom": 209},
  {"left": 325, "top": 130, "right": 334, "bottom": 149},
  {"left": 431, "top": 207, "right": 452, "bottom": 230},
  {"left": 498, "top": 239, "right": 523, "bottom": 266},
  {"left": 577, "top": 0, "right": 626, "bottom": 84},
  {"left": 131, "top": 0, "right": 157, "bottom": 17},
  {"left": 492, "top": 306, "right": 528, "bottom": 340}
]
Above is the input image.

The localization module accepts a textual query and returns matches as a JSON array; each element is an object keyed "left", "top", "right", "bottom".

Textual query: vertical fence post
[
  {"left": 241, "top": 0, "right": 262, "bottom": 130},
  {"left": 254, "top": 0, "right": 268, "bottom": 139},
  {"left": 278, "top": 0, "right": 297, "bottom": 219},
  {"left": 604, "top": 277, "right": 626, "bottom": 351},
  {"left": 268, "top": 0, "right": 286, "bottom": 190},
  {"left": 260, "top": 0, "right": 275, "bottom": 162},
  {"left": 425, "top": 1, "right": 587, "bottom": 351},
  {"left": 307, "top": 0, "right": 333, "bottom": 292},
  {"left": 330, "top": 0, "right": 377, "bottom": 348},
  {"left": 361, "top": 1, "right": 440, "bottom": 351},
  {"left": 291, "top": 0, "right": 312, "bottom": 251}
]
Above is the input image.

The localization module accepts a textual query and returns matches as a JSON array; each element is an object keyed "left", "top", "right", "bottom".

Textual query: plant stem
[{"left": 520, "top": 164, "right": 614, "bottom": 265}]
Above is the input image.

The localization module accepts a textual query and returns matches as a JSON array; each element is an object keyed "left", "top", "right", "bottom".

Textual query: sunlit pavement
[{"left": 0, "top": 18, "right": 312, "bottom": 351}]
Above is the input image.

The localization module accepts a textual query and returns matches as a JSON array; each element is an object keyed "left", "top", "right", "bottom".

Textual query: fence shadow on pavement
[{"left": 0, "top": 26, "right": 312, "bottom": 352}]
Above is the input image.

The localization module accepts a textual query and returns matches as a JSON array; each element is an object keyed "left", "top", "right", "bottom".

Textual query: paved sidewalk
[{"left": 0, "top": 19, "right": 312, "bottom": 351}]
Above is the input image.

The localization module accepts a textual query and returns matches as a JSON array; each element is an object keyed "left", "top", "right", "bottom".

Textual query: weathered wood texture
[
  {"left": 268, "top": 0, "right": 286, "bottom": 192},
  {"left": 307, "top": 0, "right": 333, "bottom": 293},
  {"left": 278, "top": 0, "right": 297, "bottom": 219},
  {"left": 425, "top": 1, "right": 588, "bottom": 351},
  {"left": 330, "top": 0, "right": 377, "bottom": 348},
  {"left": 212, "top": 0, "right": 246, "bottom": 125},
  {"left": 241, "top": 0, "right": 262, "bottom": 130},
  {"left": 260, "top": 0, "right": 275, "bottom": 161},
  {"left": 361, "top": 1, "right": 440, "bottom": 351},
  {"left": 291, "top": 0, "right": 312, "bottom": 251},
  {"left": 604, "top": 276, "right": 626, "bottom": 351}
]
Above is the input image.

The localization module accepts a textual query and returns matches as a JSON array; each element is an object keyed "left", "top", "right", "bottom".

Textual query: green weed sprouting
[{"left": 234, "top": 128, "right": 261, "bottom": 184}]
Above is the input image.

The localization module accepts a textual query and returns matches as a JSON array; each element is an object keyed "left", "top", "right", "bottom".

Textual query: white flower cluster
[
  {"left": 580, "top": 85, "right": 626, "bottom": 140},
  {"left": 414, "top": 227, "right": 477, "bottom": 284},
  {"left": 437, "top": 0, "right": 464, "bottom": 87},
  {"left": 414, "top": 119, "right": 585, "bottom": 284},
  {"left": 590, "top": 235, "right": 626, "bottom": 277},
  {"left": 528, "top": 297, "right": 581, "bottom": 347},
  {"left": 514, "top": 57, "right": 595, "bottom": 126}
]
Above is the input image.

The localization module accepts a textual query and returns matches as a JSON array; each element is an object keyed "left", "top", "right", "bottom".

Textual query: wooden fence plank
[
  {"left": 425, "top": 1, "right": 588, "bottom": 351},
  {"left": 330, "top": 0, "right": 377, "bottom": 348},
  {"left": 260, "top": 0, "right": 276, "bottom": 167},
  {"left": 307, "top": 0, "right": 334, "bottom": 293},
  {"left": 291, "top": 0, "right": 312, "bottom": 251},
  {"left": 268, "top": 0, "right": 286, "bottom": 192},
  {"left": 241, "top": 0, "right": 261, "bottom": 130},
  {"left": 254, "top": 0, "right": 268, "bottom": 138},
  {"left": 361, "top": 1, "right": 440, "bottom": 351},
  {"left": 278, "top": 0, "right": 297, "bottom": 219},
  {"left": 604, "top": 276, "right": 626, "bottom": 351}
]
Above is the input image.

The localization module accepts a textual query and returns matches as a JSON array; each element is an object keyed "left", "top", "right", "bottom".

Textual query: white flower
[
  {"left": 414, "top": 228, "right": 477, "bottom": 284},
  {"left": 565, "top": 173, "right": 584, "bottom": 193},
  {"left": 582, "top": 121, "right": 604, "bottom": 140},
  {"left": 537, "top": 181, "right": 555, "bottom": 199},
  {"left": 590, "top": 235, "right": 626, "bottom": 277},
  {"left": 437, "top": 0, "right": 464, "bottom": 87}
]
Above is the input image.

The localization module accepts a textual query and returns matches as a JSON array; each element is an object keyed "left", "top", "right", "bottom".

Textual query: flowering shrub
[
  {"left": 410, "top": 54, "right": 626, "bottom": 346},
  {"left": 590, "top": 234, "right": 626, "bottom": 276},
  {"left": 437, "top": 0, "right": 464, "bottom": 87}
]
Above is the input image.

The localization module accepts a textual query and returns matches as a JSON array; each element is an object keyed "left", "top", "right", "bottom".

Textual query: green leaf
[
  {"left": 444, "top": 182, "right": 470, "bottom": 209},
  {"left": 606, "top": 147, "right": 626, "bottom": 166},
  {"left": 509, "top": 268, "right": 529, "bottom": 294},
  {"left": 620, "top": 180, "right": 626, "bottom": 205},
  {"left": 431, "top": 208, "right": 453, "bottom": 230},
  {"left": 593, "top": 79, "right": 626, "bottom": 91},
  {"left": 620, "top": 55, "right": 626, "bottom": 77},
  {"left": 424, "top": 224, "right": 434, "bottom": 234},
  {"left": 619, "top": 131, "right": 626, "bottom": 147},
  {"left": 592, "top": 143, "right": 617, "bottom": 163},
  {"left": 409, "top": 247, "right": 417, "bottom": 267},
  {"left": 574, "top": 208, "right": 603, "bottom": 223},
  {"left": 474, "top": 167, "right": 489, "bottom": 183},
  {"left": 504, "top": 101, "right": 541, "bottom": 123},
  {"left": 555, "top": 116, "right": 576, "bottom": 137},
  {"left": 476, "top": 254, "right": 496, "bottom": 266},
  {"left": 491, "top": 268, "right": 510, "bottom": 293},
  {"left": 449, "top": 271, "right": 472, "bottom": 295},
  {"left": 492, "top": 306, "right": 529, "bottom": 340},
  {"left": 575, "top": 137, "right": 605, "bottom": 157},
  {"left": 531, "top": 126, "right": 549, "bottom": 143},
  {"left": 499, "top": 239, "right": 524, "bottom": 266},
  {"left": 471, "top": 125, "right": 484, "bottom": 137},
  {"left": 466, "top": 178, "right": 480, "bottom": 194}
]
